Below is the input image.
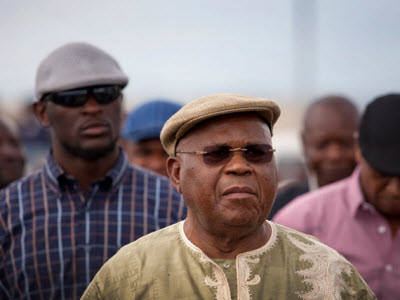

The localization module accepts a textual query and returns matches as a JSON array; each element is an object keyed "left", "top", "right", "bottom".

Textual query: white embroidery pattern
[
  {"left": 237, "top": 256, "right": 261, "bottom": 300},
  {"left": 204, "top": 267, "right": 231, "bottom": 300},
  {"left": 178, "top": 221, "right": 278, "bottom": 300},
  {"left": 286, "top": 233, "right": 356, "bottom": 300}
]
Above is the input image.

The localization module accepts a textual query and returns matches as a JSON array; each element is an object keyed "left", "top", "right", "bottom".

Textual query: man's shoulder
[
  {"left": 125, "top": 164, "right": 175, "bottom": 185},
  {"left": 0, "top": 169, "right": 44, "bottom": 198},
  {"left": 111, "top": 222, "right": 181, "bottom": 258},
  {"left": 272, "top": 222, "right": 376, "bottom": 299},
  {"left": 82, "top": 223, "right": 186, "bottom": 299},
  {"left": 273, "top": 222, "right": 320, "bottom": 246},
  {"left": 302, "top": 176, "right": 351, "bottom": 199},
  {"left": 0, "top": 170, "right": 45, "bottom": 217},
  {"left": 92, "top": 223, "right": 181, "bottom": 282},
  {"left": 273, "top": 222, "right": 358, "bottom": 269},
  {"left": 123, "top": 165, "right": 183, "bottom": 211}
]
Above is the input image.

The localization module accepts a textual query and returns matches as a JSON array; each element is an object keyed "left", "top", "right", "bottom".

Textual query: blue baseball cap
[{"left": 122, "top": 100, "right": 182, "bottom": 142}]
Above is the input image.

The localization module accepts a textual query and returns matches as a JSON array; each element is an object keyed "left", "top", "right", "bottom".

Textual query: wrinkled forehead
[{"left": 177, "top": 112, "right": 272, "bottom": 149}]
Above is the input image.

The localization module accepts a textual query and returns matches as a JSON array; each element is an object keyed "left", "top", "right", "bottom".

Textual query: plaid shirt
[{"left": 0, "top": 150, "right": 186, "bottom": 300}]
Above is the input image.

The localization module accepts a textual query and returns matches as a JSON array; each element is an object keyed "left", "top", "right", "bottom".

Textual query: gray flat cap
[
  {"left": 35, "top": 42, "right": 129, "bottom": 101},
  {"left": 160, "top": 93, "right": 281, "bottom": 156}
]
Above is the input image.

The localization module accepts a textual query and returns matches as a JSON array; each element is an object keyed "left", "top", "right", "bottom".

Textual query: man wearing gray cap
[
  {"left": 274, "top": 94, "right": 400, "bottom": 299},
  {"left": 0, "top": 42, "right": 185, "bottom": 300},
  {"left": 82, "top": 93, "right": 375, "bottom": 299}
]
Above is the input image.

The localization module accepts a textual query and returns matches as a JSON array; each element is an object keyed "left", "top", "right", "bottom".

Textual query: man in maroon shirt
[{"left": 274, "top": 93, "right": 400, "bottom": 299}]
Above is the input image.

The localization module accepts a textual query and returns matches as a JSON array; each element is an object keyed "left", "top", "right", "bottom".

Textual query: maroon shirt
[{"left": 273, "top": 167, "right": 400, "bottom": 300}]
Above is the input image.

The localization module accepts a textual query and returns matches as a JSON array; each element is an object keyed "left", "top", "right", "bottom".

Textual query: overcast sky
[
  {"left": 1, "top": 0, "right": 399, "bottom": 112},
  {"left": 0, "top": 0, "right": 399, "bottom": 159}
]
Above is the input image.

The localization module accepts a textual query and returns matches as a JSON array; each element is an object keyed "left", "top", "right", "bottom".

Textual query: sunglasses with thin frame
[
  {"left": 176, "top": 144, "right": 276, "bottom": 165},
  {"left": 41, "top": 85, "right": 122, "bottom": 107}
]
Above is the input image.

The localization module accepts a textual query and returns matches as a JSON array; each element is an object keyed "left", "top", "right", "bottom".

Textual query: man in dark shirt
[{"left": 0, "top": 42, "right": 186, "bottom": 300}]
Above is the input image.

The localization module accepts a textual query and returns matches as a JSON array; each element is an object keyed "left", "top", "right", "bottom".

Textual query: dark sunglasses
[
  {"left": 41, "top": 85, "right": 122, "bottom": 107},
  {"left": 176, "top": 144, "right": 275, "bottom": 165}
]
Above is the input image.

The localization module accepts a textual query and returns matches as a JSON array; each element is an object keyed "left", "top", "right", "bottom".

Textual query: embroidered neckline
[
  {"left": 178, "top": 220, "right": 278, "bottom": 257},
  {"left": 178, "top": 221, "right": 278, "bottom": 300}
]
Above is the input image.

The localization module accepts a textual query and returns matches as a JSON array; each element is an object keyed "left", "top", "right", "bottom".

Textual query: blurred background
[{"left": 1, "top": 0, "right": 399, "bottom": 181}]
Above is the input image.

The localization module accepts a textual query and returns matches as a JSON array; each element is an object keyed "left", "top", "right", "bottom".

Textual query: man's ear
[
  {"left": 166, "top": 156, "right": 182, "bottom": 194},
  {"left": 33, "top": 101, "right": 50, "bottom": 127}
]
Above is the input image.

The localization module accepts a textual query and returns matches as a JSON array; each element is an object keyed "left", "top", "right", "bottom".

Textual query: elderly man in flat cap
[
  {"left": 274, "top": 94, "right": 400, "bottom": 300},
  {"left": 82, "top": 93, "right": 375, "bottom": 300},
  {"left": 0, "top": 42, "right": 185, "bottom": 300}
]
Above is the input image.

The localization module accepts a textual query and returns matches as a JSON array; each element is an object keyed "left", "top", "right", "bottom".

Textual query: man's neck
[
  {"left": 53, "top": 147, "right": 120, "bottom": 192},
  {"left": 183, "top": 217, "right": 271, "bottom": 259}
]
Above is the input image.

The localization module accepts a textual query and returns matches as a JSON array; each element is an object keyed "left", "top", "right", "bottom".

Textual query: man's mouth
[
  {"left": 80, "top": 122, "right": 110, "bottom": 136},
  {"left": 222, "top": 186, "right": 257, "bottom": 198}
]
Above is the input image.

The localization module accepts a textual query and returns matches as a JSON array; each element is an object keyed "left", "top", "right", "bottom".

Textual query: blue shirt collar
[{"left": 43, "top": 148, "right": 129, "bottom": 191}]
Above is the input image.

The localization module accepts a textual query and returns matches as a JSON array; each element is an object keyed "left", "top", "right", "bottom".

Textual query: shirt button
[
  {"left": 377, "top": 225, "right": 386, "bottom": 234},
  {"left": 223, "top": 263, "right": 230, "bottom": 269},
  {"left": 385, "top": 264, "right": 393, "bottom": 272}
]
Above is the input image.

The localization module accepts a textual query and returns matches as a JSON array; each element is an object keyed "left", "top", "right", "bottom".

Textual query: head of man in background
[
  {"left": 269, "top": 95, "right": 360, "bottom": 219},
  {"left": 0, "top": 115, "right": 25, "bottom": 189},
  {"left": 302, "top": 95, "right": 359, "bottom": 188},
  {"left": 356, "top": 94, "right": 400, "bottom": 235},
  {"left": 33, "top": 42, "right": 128, "bottom": 191},
  {"left": 121, "top": 100, "right": 181, "bottom": 176}
]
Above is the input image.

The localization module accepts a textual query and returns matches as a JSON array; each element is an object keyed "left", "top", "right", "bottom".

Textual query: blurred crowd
[{"left": 0, "top": 42, "right": 398, "bottom": 300}]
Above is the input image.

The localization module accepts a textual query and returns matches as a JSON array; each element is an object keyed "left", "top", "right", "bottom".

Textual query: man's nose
[
  {"left": 224, "top": 151, "right": 253, "bottom": 175},
  {"left": 82, "top": 95, "right": 102, "bottom": 114},
  {"left": 325, "top": 143, "right": 343, "bottom": 161}
]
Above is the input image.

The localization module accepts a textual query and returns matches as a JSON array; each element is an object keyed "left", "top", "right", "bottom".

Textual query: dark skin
[
  {"left": 167, "top": 113, "right": 277, "bottom": 258},
  {"left": 122, "top": 138, "right": 169, "bottom": 176},
  {"left": 34, "top": 95, "right": 122, "bottom": 192},
  {"left": 302, "top": 97, "right": 359, "bottom": 187},
  {"left": 0, "top": 121, "right": 25, "bottom": 188},
  {"left": 355, "top": 145, "right": 400, "bottom": 238}
]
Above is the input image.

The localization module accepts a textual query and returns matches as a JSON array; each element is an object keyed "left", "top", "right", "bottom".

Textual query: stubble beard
[{"left": 61, "top": 137, "right": 118, "bottom": 161}]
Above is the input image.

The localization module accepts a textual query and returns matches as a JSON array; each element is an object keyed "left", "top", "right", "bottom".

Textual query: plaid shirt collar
[{"left": 43, "top": 147, "right": 129, "bottom": 191}]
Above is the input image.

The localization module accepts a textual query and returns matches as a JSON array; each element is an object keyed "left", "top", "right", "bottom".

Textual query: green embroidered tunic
[{"left": 82, "top": 221, "right": 376, "bottom": 300}]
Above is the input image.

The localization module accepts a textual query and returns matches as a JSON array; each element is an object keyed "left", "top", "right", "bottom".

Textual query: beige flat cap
[{"left": 160, "top": 93, "right": 281, "bottom": 156}]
